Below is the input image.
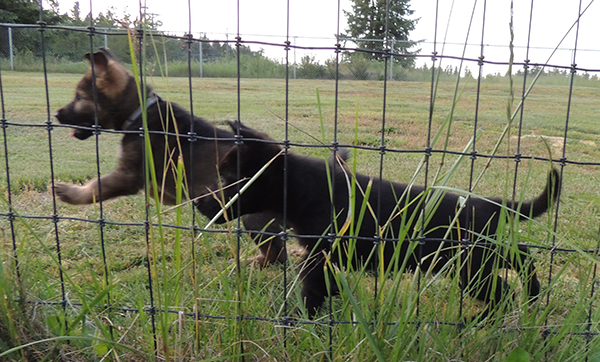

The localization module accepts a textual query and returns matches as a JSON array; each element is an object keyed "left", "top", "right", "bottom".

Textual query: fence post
[
  {"left": 293, "top": 36, "right": 297, "bottom": 79},
  {"left": 199, "top": 40, "right": 203, "bottom": 78},
  {"left": 8, "top": 26, "right": 14, "bottom": 71},
  {"left": 390, "top": 39, "right": 394, "bottom": 81}
]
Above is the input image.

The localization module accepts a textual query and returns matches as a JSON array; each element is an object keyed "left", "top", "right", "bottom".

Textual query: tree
[
  {"left": 342, "top": 0, "right": 418, "bottom": 67},
  {"left": 0, "top": 0, "right": 63, "bottom": 24},
  {"left": 0, "top": 0, "right": 65, "bottom": 59}
]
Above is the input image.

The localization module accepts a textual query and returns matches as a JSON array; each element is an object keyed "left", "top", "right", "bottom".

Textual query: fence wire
[{"left": 1, "top": 0, "right": 600, "bottom": 360}]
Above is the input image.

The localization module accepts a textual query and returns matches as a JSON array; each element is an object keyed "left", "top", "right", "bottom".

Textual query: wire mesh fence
[
  {"left": 1, "top": 0, "right": 600, "bottom": 360},
  {"left": 5, "top": 23, "right": 597, "bottom": 80}
]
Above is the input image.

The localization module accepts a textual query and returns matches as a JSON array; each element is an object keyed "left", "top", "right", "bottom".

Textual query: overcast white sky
[{"left": 54, "top": 0, "right": 600, "bottom": 75}]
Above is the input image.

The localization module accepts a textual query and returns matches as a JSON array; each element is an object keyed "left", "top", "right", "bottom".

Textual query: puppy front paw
[
  {"left": 54, "top": 182, "right": 90, "bottom": 205},
  {"left": 193, "top": 194, "right": 228, "bottom": 224}
]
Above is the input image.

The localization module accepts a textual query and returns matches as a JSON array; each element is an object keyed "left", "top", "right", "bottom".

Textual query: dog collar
[{"left": 122, "top": 94, "right": 162, "bottom": 130}]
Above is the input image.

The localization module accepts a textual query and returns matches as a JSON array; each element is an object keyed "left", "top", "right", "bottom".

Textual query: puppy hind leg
[
  {"left": 461, "top": 248, "right": 512, "bottom": 319},
  {"left": 472, "top": 275, "right": 511, "bottom": 305},
  {"left": 298, "top": 252, "right": 331, "bottom": 318},
  {"left": 508, "top": 245, "right": 540, "bottom": 302}
]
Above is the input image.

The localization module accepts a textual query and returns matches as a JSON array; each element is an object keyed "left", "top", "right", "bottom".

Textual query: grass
[{"left": 0, "top": 67, "right": 600, "bottom": 361}]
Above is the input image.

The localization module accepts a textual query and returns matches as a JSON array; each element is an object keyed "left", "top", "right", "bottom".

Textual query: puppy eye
[{"left": 75, "top": 95, "right": 83, "bottom": 101}]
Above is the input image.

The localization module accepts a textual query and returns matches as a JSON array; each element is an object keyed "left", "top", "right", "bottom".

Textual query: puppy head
[
  {"left": 54, "top": 48, "right": 132, "bottom": 140},
  {"left": 219, "top": 121, "right": 281, "bottom": 179},
  {"left": 82, "top": 48, "right": 130, "bottom": 100},
  {"left": 195, "top": 122, "right": 283, "bottom": 222}
]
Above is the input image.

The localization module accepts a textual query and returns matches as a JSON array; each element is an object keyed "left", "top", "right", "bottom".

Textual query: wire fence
[
  {"left": 1, "top": 0, "right": 600, "bottom": 360},
  {"left": 0, "top": 23, "right": 413, "bottom": 80},
  {"left": 3, "top": 22, "right": 600, "bottom": 80}
]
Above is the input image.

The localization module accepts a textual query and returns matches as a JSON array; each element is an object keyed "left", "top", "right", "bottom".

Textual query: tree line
[
  {"left": 1, "top": 0, "right": 276, "bottom": 65},
  {"left": 1, "top": 0, "right": 420, "bottom": 67}
]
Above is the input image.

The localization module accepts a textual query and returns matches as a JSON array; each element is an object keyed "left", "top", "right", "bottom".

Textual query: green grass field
[{"left": 1, "top": 70, "right": 600, "bottom": 361}]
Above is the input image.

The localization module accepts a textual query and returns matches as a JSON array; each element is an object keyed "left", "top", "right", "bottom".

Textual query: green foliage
[
  {"left": 342, "top": 0, "right": 418, "bottom": 67},
  {"left": 297, "top": 55, "right": 327, "bottom": 79},
  {"left": 506, "top": 347, "right": 531, "bottom": 362},
  {"left": 346, "top": 52, "right": 371, "bottom": 80},
  {"left": 0, "top": 0, "right": 63, "bottom": 24},
  {"left": 0, "top": 2, "right": 166, "bottom": 63}
]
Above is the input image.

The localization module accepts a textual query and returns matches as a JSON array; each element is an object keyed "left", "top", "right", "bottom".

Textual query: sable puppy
[
  {"left": 195, "top": 121, "right": 560, "bottom": 317},
  {"left": 54, "top": 48, "right": 287, "bottom": 266}
]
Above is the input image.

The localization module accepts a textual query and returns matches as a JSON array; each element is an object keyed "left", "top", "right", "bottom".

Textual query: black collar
[{"left": 122, "top": 94, "right": 161, "bottom": 130}]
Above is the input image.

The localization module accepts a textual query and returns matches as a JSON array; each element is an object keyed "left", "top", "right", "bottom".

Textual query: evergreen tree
[{"left": 342, "top": 0, "right": 418, "bottom": 67}]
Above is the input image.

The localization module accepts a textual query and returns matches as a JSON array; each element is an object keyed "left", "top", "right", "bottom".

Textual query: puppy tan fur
[{"left": 54, "top": 48, "right": 287, "bottom": 266}]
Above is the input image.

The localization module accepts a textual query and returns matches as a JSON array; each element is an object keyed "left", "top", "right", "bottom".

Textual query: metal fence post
[
  {"left": 390, "top": 39, "right": 394, "bottom": 81},
  {"left": 293, "top": 36, "right": 297, "bottom": 79},
  {"left": 199, "top": 40, "right": 203, "bottom": 78},
  {"left": 8, "top": 26, "right": 14, "bottom": 70}
]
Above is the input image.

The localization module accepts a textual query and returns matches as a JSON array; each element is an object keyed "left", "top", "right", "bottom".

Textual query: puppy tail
[
  {"left": 515, "top": 168, "right": 560, "bottom": 220},
  {"left": 328, "top": 148, "right": 349, "bottom": 167}
]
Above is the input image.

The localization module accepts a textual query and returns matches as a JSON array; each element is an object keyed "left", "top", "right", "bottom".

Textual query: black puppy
[{"left": 195, "top": 122, "right": 559, "bottom": 317}]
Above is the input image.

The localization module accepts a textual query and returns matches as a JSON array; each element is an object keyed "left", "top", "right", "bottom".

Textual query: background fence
[
  {"left": 3, "top": 22, "right": 599, "bottom": 81},
  {"left": 1, "top": 0, "right": 600, "bottom": 361},
  {"left": 0, "top": 23, "right": 417, "bottom": 80}
]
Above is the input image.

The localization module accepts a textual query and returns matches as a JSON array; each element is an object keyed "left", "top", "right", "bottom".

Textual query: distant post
[
  {"left": 8, "top": 26, "right": 14, "bottom": 70},
  {"left": 199, "top": 41, "right": 203, "bottom": 78},
  {"left": 389, "top": 39, "right": 394, "bottom": 81},
  {"left": 293, "top": 36, "right": 297, "bottom": 80}
]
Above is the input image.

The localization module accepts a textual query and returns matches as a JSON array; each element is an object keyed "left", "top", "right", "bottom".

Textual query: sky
[{"left": 53, "top": 0, "right": 600, "bottom": 75}]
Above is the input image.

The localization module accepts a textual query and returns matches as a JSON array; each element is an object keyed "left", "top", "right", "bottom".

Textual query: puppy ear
[
  {"left": 229, "top": 122, "right": 271, "bottom": 142},
  {"left": 84, "top": 50, "right": 110, "bottom": 76},
  {"left": 97, "top": 47, "right": 115, "bottom": 59},
  {"left": 227, "top": 120, "right": 245, "bottom": 133},
  {"left": 218, "top": 144, "right": 245, "bottom": 177}
]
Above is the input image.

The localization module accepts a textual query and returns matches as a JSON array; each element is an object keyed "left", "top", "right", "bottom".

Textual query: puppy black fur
[{"left": 196, "top": 122, "right": 559, "bottom": 318}]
